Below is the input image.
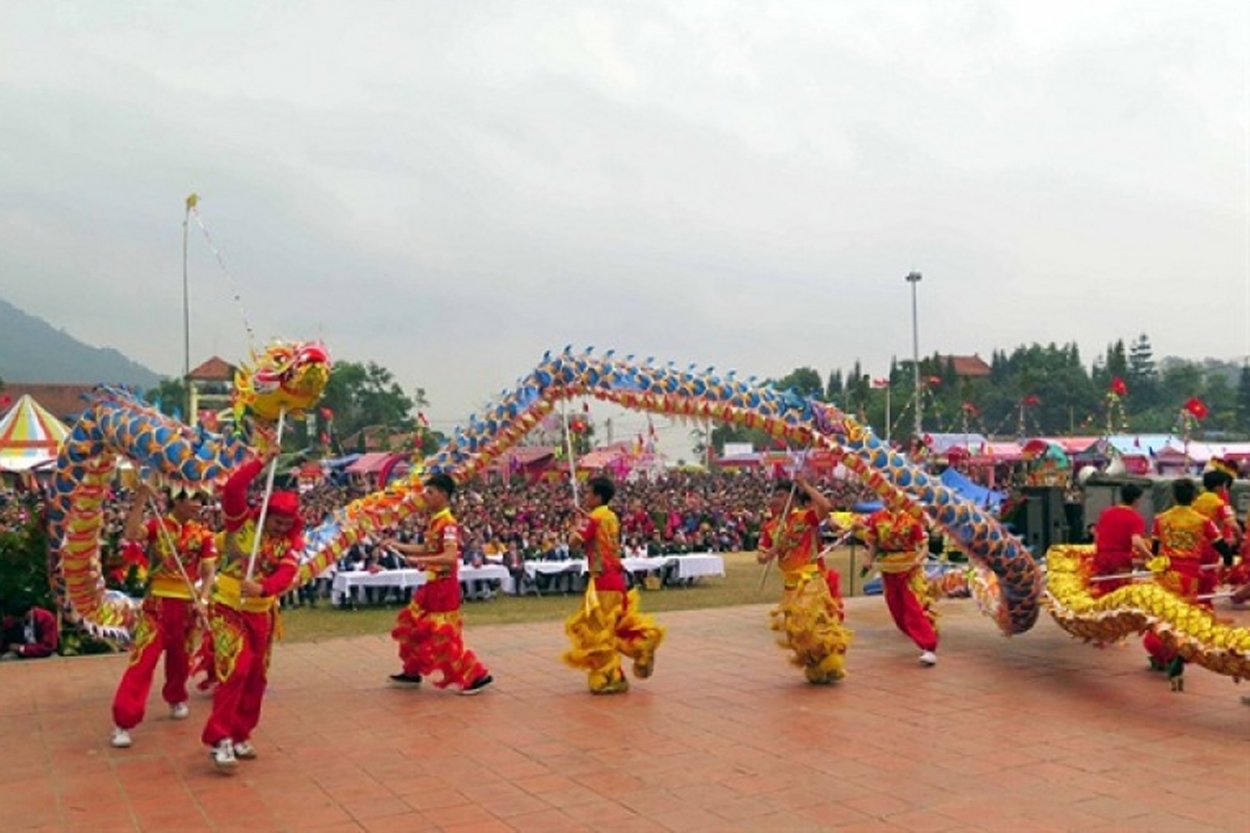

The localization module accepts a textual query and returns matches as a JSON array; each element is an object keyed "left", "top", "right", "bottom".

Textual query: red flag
[
  {"left": 961, "top": 402, "right": 981, "bottom": 417},
  {"left": 319, "top": 407, "right": 334, "bottom": 421},
  {"left": 1183, "top": 397, "right": 1208, "bottom": 420},
  {"left": 1022, "top": 394, "right": 1040, "bottom": 407},
  {"left": 871, "top": 378, "right": 890, "bottom": 388},
  {"left": 926, "top": 376, "right": 942, "bottom": 387},
  {"left": 1110, "top": 377, "right": 1128, "bottom": 397},
  {"left": 319, "top": 432, "right": 330, "bottom": 445}
]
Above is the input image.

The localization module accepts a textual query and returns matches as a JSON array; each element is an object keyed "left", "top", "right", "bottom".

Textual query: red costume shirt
[
  {"left": 143, "top": 515, "right": 217, "bottom": 599},
  {"left": 760, "top": 507, "right": 821, "bottom": 575},
  {"left": 1094, "top": 505, "right": 1145, "bottom": 567}
]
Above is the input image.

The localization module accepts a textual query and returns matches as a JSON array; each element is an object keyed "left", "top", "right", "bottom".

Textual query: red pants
[
  {"left": 882, "top": 569, "right": 938, "bottom": 652},
  {"left": 1091, "top": 550, "right": 1133, "bottom": 596},
  {"left": 1143, "top": 567, "right": 1204, "bottom": 670},
  {"left": 201, "top": 606, "right": 275, "bottom": 746},
  {"left": 111, "top": 596, "right": 195, "bottom": 729},
  {"left": 391, "top": 579, "right": 488, "bottom": 689}
]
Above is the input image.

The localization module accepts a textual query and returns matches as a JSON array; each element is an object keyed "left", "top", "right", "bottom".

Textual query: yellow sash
[
  {"left": 149, "top": 574, "right": 195, "bottom": 600},
  {"left": 213, "top": 574, "right": 276, "bottom": 614}
]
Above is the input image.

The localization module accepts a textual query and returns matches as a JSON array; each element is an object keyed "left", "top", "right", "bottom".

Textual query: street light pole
[{"left": 905, "top": 271, "right": 923, "bottom": 441}]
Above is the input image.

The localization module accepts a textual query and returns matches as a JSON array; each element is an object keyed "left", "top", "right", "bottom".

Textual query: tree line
[{"left": 709, "top": 334, "right": 1250, "bottom": 454}]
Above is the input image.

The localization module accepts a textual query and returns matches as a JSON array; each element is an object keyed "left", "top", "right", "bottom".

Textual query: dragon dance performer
[
  {"left": 385, "top": 473, "right": 493, "bottom": 695},
  {"left": 1090, "top": 483, "right": 1151, "bottom": 596},
  {"left": 1142, "top": 478, "right": 1235, "bottom": 691},
  {"left": 1193, "top": 462, "right": 1242, "bottom": 596},
  {"left": 862, "top": 504, "right": 939, "bottom": 666},
  {"left": 202, "top": 451, "right": 302, "bottom": 771},
  {"left": 757, "top": 476, "right": 852, "bottom": 685},
  {"left": 562, "top": 477, "right": 664, "bottom": 695},
  {"left": 110, "top": 484, "right": 217, "bottom": 749}
]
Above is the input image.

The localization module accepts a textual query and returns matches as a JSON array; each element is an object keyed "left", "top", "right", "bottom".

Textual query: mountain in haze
[{"left": 0, "top": 297, "right": 162, "bottom": 388}]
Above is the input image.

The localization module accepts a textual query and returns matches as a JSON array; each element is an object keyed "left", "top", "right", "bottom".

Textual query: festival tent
[
  {"left": 1100, "top": 435, "right": 1177, "bottom": 475},
  {"left": 1032, "top": 436, "right": 1101, "bottom": 455},
  {"left": 926, "top": 433, "right": 989, "bottom": 455},
  {"left": 1153, "top": 442, "right": 1250, "bottom": 471},
  {"left": 0, "top": 395, "right": 70, "bottom": 472},
  {"left": 939, "top": 467, "right": 1005, "bottom": 510},
  {"left": 345, "top": 452, "right": 395, "bottom": 476}
]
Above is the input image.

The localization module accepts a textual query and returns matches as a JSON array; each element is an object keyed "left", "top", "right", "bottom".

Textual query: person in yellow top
[
  {"left": 1142, "top": 477, "right": 1235, "bottom": 691},
  {"left": 562, "top": 477, "right": 665, "bottom": 694},
  {"left": 757, "top": 475, "right": 852, "bottom": 685},
  {"left": 1192, "top": 463, "right": 1240, "bottom": 597},
  {"left": 863, "top": 505, "right": 939, "bottom": 666},
  {"left": 110, "top": 484, "right": 217, "bottom": 749}
]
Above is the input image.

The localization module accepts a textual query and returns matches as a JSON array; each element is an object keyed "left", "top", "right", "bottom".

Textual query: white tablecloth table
[
  {"left": 333, "top": 564, "right": 513, "bottom": 604},
  {"left": 672, "top": 553, "right": 726, "bottom": 580}
]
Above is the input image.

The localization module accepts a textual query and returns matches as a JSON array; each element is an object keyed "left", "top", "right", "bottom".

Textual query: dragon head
[{"left": 233, "top": 340, "right": 332, "bottom": 424}]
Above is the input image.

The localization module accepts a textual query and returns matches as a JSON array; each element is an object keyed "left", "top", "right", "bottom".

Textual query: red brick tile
[{"left": 0, "top": 600, "right": 1243, "bottom": 833}]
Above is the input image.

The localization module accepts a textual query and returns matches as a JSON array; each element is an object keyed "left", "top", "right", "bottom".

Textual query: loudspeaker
[{"left": 1022, "top": 486, "right": 1068, "bottom": 554}]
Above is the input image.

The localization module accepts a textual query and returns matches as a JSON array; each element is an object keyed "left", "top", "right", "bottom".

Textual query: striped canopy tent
[{"left": 0, "top": 394, "right": 71, "bottom": 472}]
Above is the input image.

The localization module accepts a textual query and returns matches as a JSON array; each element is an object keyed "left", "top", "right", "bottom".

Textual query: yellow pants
[
  {"left": 770, "top": 569, "right": 853, "bottom": 684},
  {"left": 562, "top": 587, "right": 665, "bottom": 693}
]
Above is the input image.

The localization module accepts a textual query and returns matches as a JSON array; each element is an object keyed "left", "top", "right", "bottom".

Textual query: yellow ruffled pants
[
  {"left": 562, "top": 587, "right": 665, "bottom": 693},
  {"left": 770, "top": 568, "right": 853, "bottom": 684}
]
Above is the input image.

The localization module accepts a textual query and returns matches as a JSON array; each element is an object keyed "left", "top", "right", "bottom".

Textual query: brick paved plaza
[{"left": 1, "top": 597, "right": 1247, "bottom": 831}]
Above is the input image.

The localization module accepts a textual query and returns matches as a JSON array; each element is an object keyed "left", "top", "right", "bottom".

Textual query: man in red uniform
[
  {"left": 1142, "top": 478, "right": 1234, "bottom": 690},
  {"left": 201, "top": 452, "right": 302, "bottom": 772},
  {"left": 111, "top": 484, "right": 217, "bottom": 749},
  {"left": 562, "top": 477, "right": 664, "bottom": 694},
  {"left": 1090, "top": 483, "right": 1150, "bottom": 595},
  {"left": 384, "top": 473, "right": 493, "bottom": 695},
  {"left": 862, "top": 504, "right": 938, "bottom": 665}
]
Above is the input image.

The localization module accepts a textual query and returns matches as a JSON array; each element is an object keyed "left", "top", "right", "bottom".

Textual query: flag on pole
[{"left": 871, "top": 378, "right": 889, "bottom": 388}]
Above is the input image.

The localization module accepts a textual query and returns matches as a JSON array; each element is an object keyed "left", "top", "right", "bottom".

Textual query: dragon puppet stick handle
[
  {"left": 562, "top": 400, "right": 600, "bottom": 613},
  {"left": 245, "top": 408, "right": 287, "bottom": 582},
  {"left": 561, "top": 399, "right": 579, "bottom": 509},
  {"left": 1090, "top": 562, "right": 1223, "bottom": 583},
  {"left": 758, "top": 470, "right": 800, "bottom": 593},
  {"left": 144, "top": 494, "right": 208, "bottom": 618}
]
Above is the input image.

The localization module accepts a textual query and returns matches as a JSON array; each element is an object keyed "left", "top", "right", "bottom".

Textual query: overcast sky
[{"left": 1, "top": 1, "right": 1247, "bottom": 455}]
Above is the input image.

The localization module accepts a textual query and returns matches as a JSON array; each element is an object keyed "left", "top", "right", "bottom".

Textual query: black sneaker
[
  {"left": 460, "top": 674, "right": 493, "bottom": 696},
  {"left": 389, "top": 673, "right": 423, "bottom": 686}
]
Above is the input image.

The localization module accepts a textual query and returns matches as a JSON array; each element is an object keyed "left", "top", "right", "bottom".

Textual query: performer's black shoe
[
  {"left": 389, "top": 673, "right": 423, "bottom": 686},
  {"left": 460, "top": 674, "right": 493, "bottom": 696}
]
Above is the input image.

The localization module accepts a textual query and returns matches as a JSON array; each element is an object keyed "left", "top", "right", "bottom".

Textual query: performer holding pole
[
  {"left": 1140, "top": 478, "right": 1235, "bottom": 691},
  {"left": 201, "top": 448, "right": 302, "bottom": 771},
  {"left": 110, "top": 483, "right": 216, "bottom": 748},
  {"left": 862, "top": 505, "right": 939, "bottom": 666},
  {"left": 757, "top": 475, "right": 852, "bottom": 685},
  {"left": 562, "top": 476, "right": 665, "bottom": 694},
  {"left": 385, "top": 473, "right": 493, "bottom": 695}
]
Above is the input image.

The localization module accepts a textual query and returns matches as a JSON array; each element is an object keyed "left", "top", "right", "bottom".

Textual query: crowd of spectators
[{"left": 1, "top": 468, "right": 882, "bottom": 608}]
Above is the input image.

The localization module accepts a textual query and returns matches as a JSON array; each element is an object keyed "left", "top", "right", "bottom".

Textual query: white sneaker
[
  {"left": 110, "top": 727, "right": 132, "bottom": 748},
  {"left": 233, "top": 740, "right": 257, "bottom": 760},
  {"left": 210, "top": 740, "right": 237, "bottom": 772},
  {"left": 170, "top": 702, "right": 189, "bottom": 720},
  {"left": 919, "top": 651, "right": 938, "bottom": 667}
]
